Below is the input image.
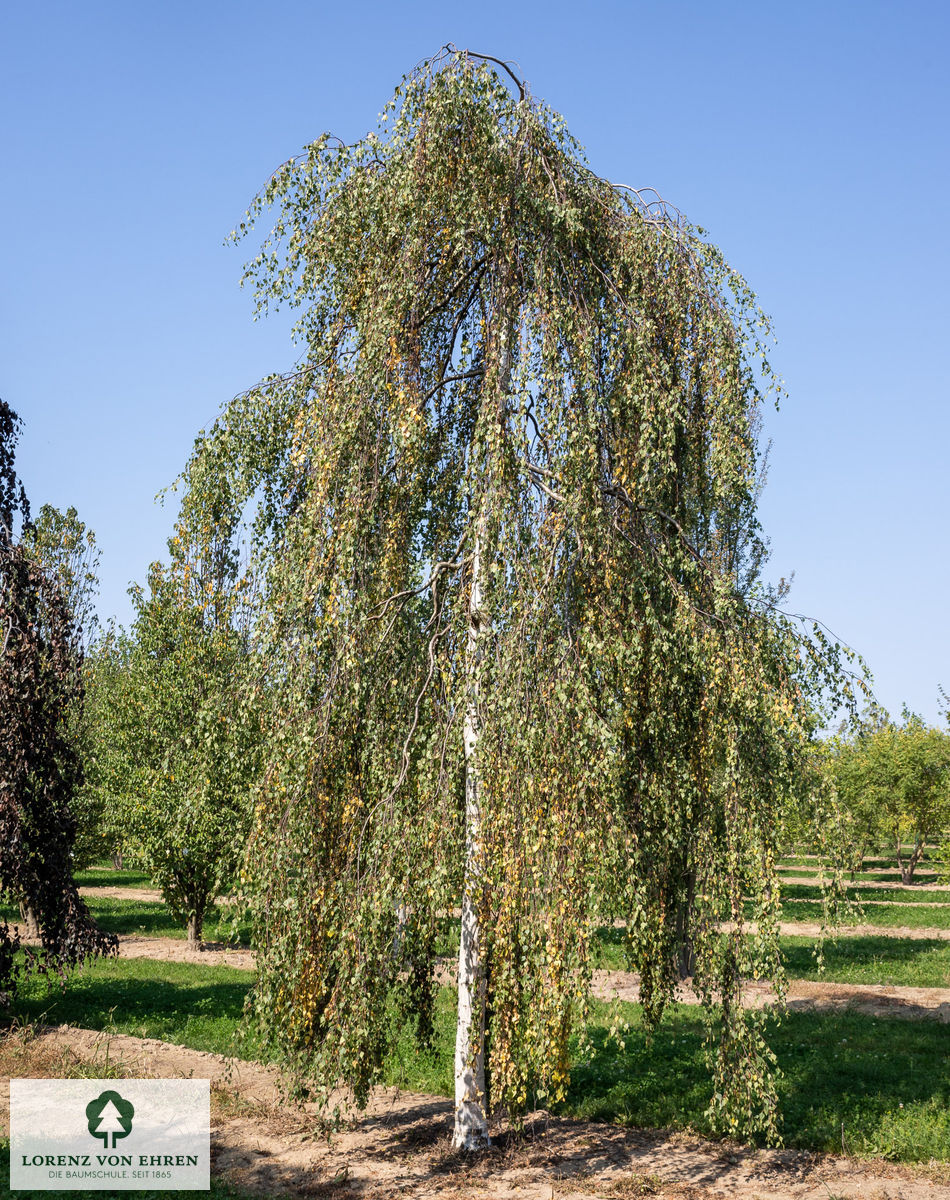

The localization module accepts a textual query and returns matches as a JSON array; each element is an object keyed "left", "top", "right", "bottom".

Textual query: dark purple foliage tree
[{"left": 0, "top": 399, "right": 115, "bottom": 1003}]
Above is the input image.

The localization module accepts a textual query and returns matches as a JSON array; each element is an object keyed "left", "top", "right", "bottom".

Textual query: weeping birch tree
[{"left": 182, "top": 49, "right": 860, "bottom": 1145}]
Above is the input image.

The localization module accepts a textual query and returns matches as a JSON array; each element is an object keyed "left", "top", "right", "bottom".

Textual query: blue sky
[{"left": 2, "top": 1, "right": 947, "bottom": 722}]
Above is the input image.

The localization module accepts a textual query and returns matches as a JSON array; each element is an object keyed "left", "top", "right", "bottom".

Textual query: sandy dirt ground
[
  {"left": 729, "top": 920, "right": 950, "bottom": 942},
  {"left": 2, "top": 1024, "right": 948, "bottom": 1200},
  {"left": 79, "top": 885, "right": 164, "bottom": 901},
  {"left": 786, "top": 898, "right": 950, "bottom": 908}
]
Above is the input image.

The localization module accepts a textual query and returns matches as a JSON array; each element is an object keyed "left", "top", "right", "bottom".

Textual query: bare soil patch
[
  {"left": 78, "top": 885, "right": 164, "bottom": 902},
  {"left": 2, "top": 1025, "right": 948, "bottom": 1199},
  {"left": 789, "top": 897, "right": 950, "bottom": 908},
  {"left": 117, "top": 935, "right": 257, "bottom": 969},
  {"left": 740, "top": 919, "right": 950, "bottom": 942}
]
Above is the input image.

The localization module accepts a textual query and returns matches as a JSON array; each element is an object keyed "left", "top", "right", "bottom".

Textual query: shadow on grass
[
  {"left": 780, "top": 935, "right": 950, "bottom": 986},
  {"left": 566, "top": 1005, "right": 950, "bottom": 1160},
  {"left": 592, "top": 925, "right": 950, "bottom": 986},
  {"left": 781, "top": 883, "right": 949, "bottom": 903},
  {"left": 6, "top": 958, "right": 256, "bottom": 1059},
  {"left": 73, "top": 868, "right": 155, "bottom": 888}
]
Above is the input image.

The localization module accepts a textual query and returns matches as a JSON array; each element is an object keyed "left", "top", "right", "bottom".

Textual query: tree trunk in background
[
  {"left": 186, "top": 910, "right": 203, "bottom": 946},
  {"left": 675, "top": 870, "right": 697, "bottom": 980},
  {"left": 18, "top": 901, "right": 39, "bottom": 939},
  {"left": 897, "top": 837, "right": 925, "bottom": 885}
]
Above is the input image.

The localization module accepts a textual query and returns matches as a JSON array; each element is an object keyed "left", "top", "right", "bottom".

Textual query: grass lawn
[
  {"left": 777, "top": 865, "right": 940, "bottom": 884},
  {"left": 8, "top": 957, "right": 258, "bottom": 1060},
  {"left": 781, "top": 882, "right": 950, "bottom": 904},
  {"left": 592, "top": 927, "right": 950, "bottom": 987},
  {"left": 5, "top": 956, "right": 949, "bottom": 1163},
  {"left": 780, "top": 935, "right": 950, "bottom": 987},
  {"left": 0, "top": 897, "right": 252, "bottom": 946},
  {"left": 777, "top": 897, "right": 950, "bottom": 930},
  {"left": 73, "top": 867, "right": 156, "bottom": 889},
  {"left": 568, "top": 1003, "right": 950, "bottom": 1161},
  {"left": 383, "top": 988, "right": 950, "bottom": 1161}
]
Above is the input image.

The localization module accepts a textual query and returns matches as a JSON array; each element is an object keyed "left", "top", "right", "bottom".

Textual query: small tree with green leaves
[
  {"left": 831, "top": 708, "right": 950, "bottom": 884},
  {"left": 108, "top": 515, "right": 260, "bottom": 943},
  {"left": 81, "top": 626, "right": 137, "bottom": 869},
  {"left": 21, "top": 504, "right": 101, "bottom": 649},
  {"left": 181, "top": 48, "right": 862, "bottom": 1144}
]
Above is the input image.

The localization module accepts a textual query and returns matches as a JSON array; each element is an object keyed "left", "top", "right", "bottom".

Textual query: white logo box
[{"left": 10, "top": 1079, "right": 209, "bottom": 1191}]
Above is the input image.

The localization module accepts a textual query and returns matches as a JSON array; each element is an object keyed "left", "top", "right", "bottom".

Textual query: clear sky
[{"left": 2, "top": 1, "right": 947, "bottom": 723}]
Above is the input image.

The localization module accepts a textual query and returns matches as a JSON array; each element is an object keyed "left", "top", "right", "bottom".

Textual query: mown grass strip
[
  {"left": 70, "top": 902, "right": 950, "bottom": 989},
  {"left": 592, "top": 928, "right": 950, "bottom": 987},
  {"left": 73, "top": 867, "right": 156, "bottom": 889},
  {"left": 778, "top": 854, "right": 931, "bottom": 869},
  {"left": 777, "top": 866, "right": 940, "bottom": 883},
  {"left": 8, "top": 957, "right": 258, "bottom": 1060},
  {"left": 777, "top": 898, "right": 950, "bottom": 930},
  {"left": 0, "top": 898, "right": 252, "bottom": 947},
  {"left": 10, "top": 896, "right": 948, "bottom": 984},
  {"left": 780, "top": 935, "right": 950, "bottom": 987},
  {"left": 781, "top": 882, "right": 950, "bottom": 904},
  {"left": 382, "top": 988, "right": 950, "bottom": 1161}
]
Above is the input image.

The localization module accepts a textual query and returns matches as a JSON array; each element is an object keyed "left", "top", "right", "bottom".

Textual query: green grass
[
  {"left": 384, "top": 988, "right": 950, "bottom": 1161},
  {"left": 778, "top": 897, "right": 950, "bottom": 930},
  {"left": 8, "top": 956, "right": 258, "bottom": 1059},
  {"left": 73, "top": 867, "right": 156, "bottom": 889},
  {"left": 0, "top": 897, "right": 253, "bottom": 946},
  {"left": 777, "top": 865, "right": 939, "bottom": 883},
  {"left": 567, "top": 1004, "right": 950, "bottom": 1161},
  {"left": 0, "top": 1140, "right": 262, "bottom": 1200},
  {"left": 6, "top": 957, "right": 948, "bottom": 1163},
  {"left": 592, "top": 927, "right": 950, "bottom": 986},
  {"left": 780, "top": 935, "right": 950, "bottom": 987},
  {"left": 778, "top": 854, "right": 931, "bottom": 870},
  {"left": 781, "top": 882, "right": 950, "bottom": 904}
]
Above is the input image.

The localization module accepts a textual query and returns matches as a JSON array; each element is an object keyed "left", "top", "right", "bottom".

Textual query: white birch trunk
[{"left": 453, "top": 531, "right": 490, "bottom": 1150}]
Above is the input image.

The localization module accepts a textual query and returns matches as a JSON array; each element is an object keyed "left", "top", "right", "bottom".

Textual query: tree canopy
[
  {"left": 831, "top": 708, "right": 950, "bottom": 883},
  {"left": 85, "top": 510, "right": 260, "bottom": 943},
  {"left": 180, "top": 48, "right": 862, "bottom": 1143}
]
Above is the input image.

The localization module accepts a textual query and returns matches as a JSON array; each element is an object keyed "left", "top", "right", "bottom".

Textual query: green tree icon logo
[{"left": 86, "top": 1090, "right": 135, "bottom": 1149}]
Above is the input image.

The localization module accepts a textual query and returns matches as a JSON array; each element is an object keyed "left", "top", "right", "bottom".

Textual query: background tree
[
  {"left": 181, "top": 49, "right": 861, "bottom": 1144},
  {"left": 0, "top": 399, "right": 115, "bottom": 999},
  {"left": 101, "top": 511, "right": 259, "bottom": 944},
  {"left": 831, "top": 708, "right": 950, "bottom": 884},
  {"left": 21, "top": 504, "right": 101, "bottom": 649},
  {"left": 80, "top": 627, "right": 136, "bottom": 869}
]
